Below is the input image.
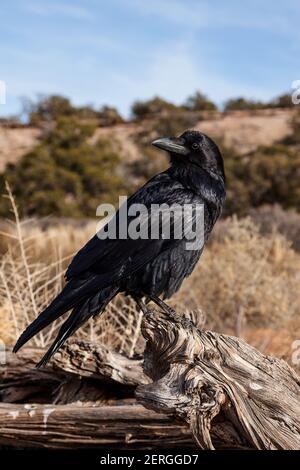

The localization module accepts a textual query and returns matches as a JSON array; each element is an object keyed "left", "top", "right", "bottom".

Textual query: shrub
[
  {"left": 0, "top": 117, "right": 124, "bottom": 217},
  {"left": 131, "top": 96, "right": 179, "bottom": 120},
  {"left": 98, "top": 106, "right": 124, "bottom": 126},
  {"left": 224, "top": 143, "right": 300, "bottom": 215},
  {"left": 224, "top": 97, "right": 266, "bottom": 111},
  {"left": 183, "top": 91, "right": 217, "bottom": 111},
  {"left": 270, "top": 93, "right": 294, "bottom": 108},
  {"left": 25, "top": 95, "right": 76, "bottom": 125},
  {"left": 24, "top": 95, "right": 123, "bottom": 127},
  {"left": 280, "top": 108, "right": 300, "bottom": 145},
  {"left": 224, "top": 93, "right": 294, "bottom": 111}
]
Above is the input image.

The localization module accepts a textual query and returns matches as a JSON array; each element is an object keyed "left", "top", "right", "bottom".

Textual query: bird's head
[{"left": 152, "top": 130, "right": 225, "bottom": 181}]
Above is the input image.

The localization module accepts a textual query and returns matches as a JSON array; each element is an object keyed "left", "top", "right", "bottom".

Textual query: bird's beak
[{"left": 152, "top": 137, "right": 189, "bottom": 155}]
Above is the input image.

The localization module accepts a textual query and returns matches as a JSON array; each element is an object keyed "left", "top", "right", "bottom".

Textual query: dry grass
[
  {"left": 176, "top": 217, "right": 300, "bottom": 333},
  {"left": 0, "top": 185, "right": 144, "bottom": 357},
  {"left": 0, "top": 187, "right": 299, "bottom": 367},
  {"left": 249, "top": 204, "right": 300, "bottom": 252}
]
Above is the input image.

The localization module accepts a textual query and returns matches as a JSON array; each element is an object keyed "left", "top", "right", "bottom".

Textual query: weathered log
[
  {"left": 0, "top": 348, "right": 67, "bottom": 404},
  {"left": 1, "top": 308, "right": 299, "bottom": 450},
  {"left": 0, "top": 403, "right": 195, "bottom": 449},
  {"left": 136, "top": 307, "right": 300, "bottom": 450},
  {"left": 0, "top": 342, "right": 250, "bottom": 449},
  {"left": 53, "top": 340, "right": 147, "bottom": 386},
  {"left": 1, "top": 347, "right": 196, "bottom": 449},
  {"left": 0, "top": 343, "right": 146, "bottom": 405}
]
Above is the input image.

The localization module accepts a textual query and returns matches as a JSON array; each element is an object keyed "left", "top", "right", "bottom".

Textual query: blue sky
[{"left": 0, "top": 0, "right": 299, "bottom": 117}]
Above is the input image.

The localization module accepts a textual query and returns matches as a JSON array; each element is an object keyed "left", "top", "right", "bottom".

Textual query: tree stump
[{"left": 135, "top": 307, "right": 300, "bottom": 450}]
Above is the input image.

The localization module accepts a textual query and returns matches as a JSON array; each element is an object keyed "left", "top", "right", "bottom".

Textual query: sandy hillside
[
  {"left": 0, "top": 126, "right": 41, "bottom": 171},
  {"left": 0, "top": 108, "right": 295, "bottom": 171},
  {"left": 197, "top": 108, "right": 293, "bottom": 154}
]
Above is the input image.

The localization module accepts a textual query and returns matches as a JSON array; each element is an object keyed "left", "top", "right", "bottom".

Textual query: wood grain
[{"left": 136, "top": 307, "right": 300, "bottom": 450}]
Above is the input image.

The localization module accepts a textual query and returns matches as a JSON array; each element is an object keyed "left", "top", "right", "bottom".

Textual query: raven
[{"left": 13, "top": 130, "right": 225, "bottom": 366}]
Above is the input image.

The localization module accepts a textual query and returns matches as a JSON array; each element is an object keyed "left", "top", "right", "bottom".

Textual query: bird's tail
[
  {"left": 36, "top": 285, "right": 119, "bottom": 367},
  {"left": 13, "top": 275, "right": 119, "bottom": 366}
]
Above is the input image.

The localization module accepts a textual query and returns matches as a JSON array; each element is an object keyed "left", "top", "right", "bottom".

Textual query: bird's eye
[{"left": 192, "top": 143, "right": 199, "bottom": 150}]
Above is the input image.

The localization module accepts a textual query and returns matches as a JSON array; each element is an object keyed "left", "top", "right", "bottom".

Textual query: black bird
[{"left": 13, "top": 130, "right": 226, "bottom": 366}]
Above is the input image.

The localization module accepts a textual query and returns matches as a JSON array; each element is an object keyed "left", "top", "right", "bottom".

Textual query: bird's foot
[
  {"left": 147, "top": 295, "right": 176, "bottom": 318},
  {"left": 133, "top": 294, "right": 176, "bottom": 319}
]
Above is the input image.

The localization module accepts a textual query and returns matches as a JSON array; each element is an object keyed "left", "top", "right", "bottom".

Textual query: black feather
[
  {"left": 14, "top": 130, "right": 226, "bottom": 364},
  {"left": 36, "top": 286, "right": 119, "bottom": 367}
]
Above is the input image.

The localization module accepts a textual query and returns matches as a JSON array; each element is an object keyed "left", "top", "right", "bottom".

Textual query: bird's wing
[
  {"left": 66, "top": 172, "right": 200, "bottom": 286},
  {"left": 13, "top": 174, "right": 203, "bottom": 358}
]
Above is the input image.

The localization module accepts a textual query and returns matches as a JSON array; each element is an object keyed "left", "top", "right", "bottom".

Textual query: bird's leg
[
  {"left": 133, "top": 294, "right": 176, "bottom": 319},
  {"left": 147, "top": 295, "right": 176, "bottom": 317},
  {"left": 133, "top": 295, "right": 149, "bottom": 315}
]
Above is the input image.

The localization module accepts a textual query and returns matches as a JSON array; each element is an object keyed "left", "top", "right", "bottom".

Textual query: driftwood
[
  {"left": 53, "top": 340, "right": 147, "bottom": 387},
  {"left": 0, "top": 306, "right": 299, "bottom": 450},
  {"left": 0, "top": 403, "right": 194, "bottom": 449},
  {"left": 136, "top": 307, "right": 300, "bottom": 450},
  {"left": 1, "top": 345, "right": 145, "bottom": 405},
  {"left": 0, "top": 345, "right": 194, "bottom": 449}
]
